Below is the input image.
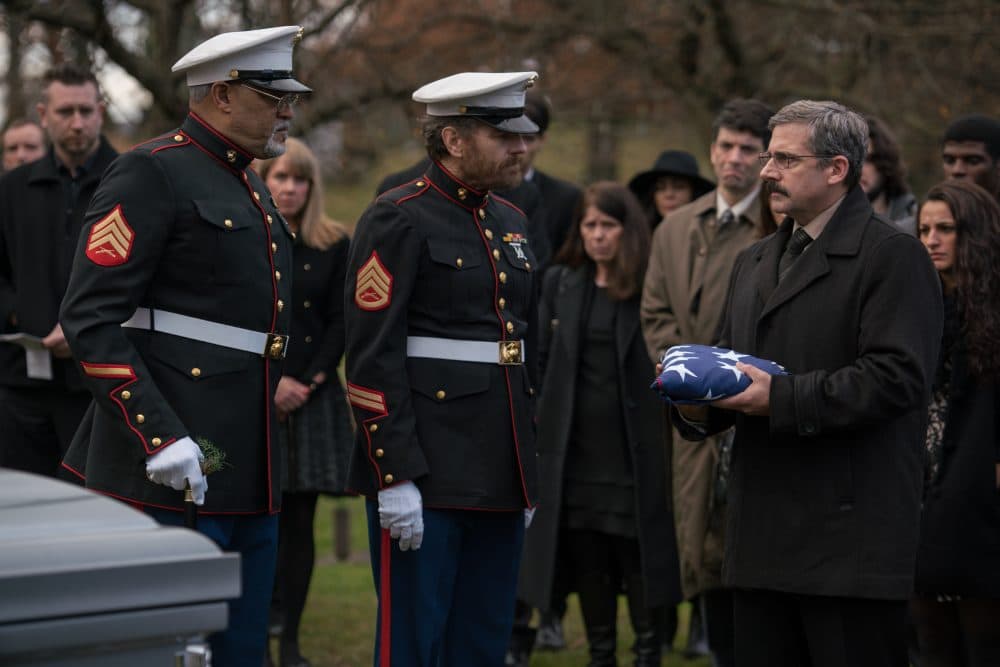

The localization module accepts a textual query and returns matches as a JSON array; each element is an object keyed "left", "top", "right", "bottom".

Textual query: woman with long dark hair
[
  {"left": 519, "top": 181, "right": 679, "bottom": 666},
  {"left": 912, "top": 179, "right": 1000, "bottom": 666},
  {"left": 256, "top": 138, "right": 353, "bottom": 667}
]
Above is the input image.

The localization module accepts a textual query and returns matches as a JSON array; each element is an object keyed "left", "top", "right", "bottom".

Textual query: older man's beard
[
  {"left": 262, "top": 122, "right": 291, "bottom": 159},
  {"left": 461, "top": 144, "right": 524, "bottom": 191}
]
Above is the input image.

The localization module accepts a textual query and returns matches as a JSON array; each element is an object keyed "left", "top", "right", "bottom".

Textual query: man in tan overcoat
[{"left": 640, "top": 98, "right": 773, "bottom": 666}]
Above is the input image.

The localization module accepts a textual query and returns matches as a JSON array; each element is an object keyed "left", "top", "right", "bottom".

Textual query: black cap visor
[
  {"left": 241, "top": 74, "right": 312, "bottom": 94},
  {"left": 476, "top": 114, "right": 539, "bottom": 135}
]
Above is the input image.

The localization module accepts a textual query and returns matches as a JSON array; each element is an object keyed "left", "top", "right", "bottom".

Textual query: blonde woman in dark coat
[
  {"left": 518, "top": 182, "right": 680, "bottom": 666},
  {"left": 256, "top": 138, "right": 352, "bottom": 667}
]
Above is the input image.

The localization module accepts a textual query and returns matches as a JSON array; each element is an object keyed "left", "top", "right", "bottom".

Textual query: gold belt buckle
[
  {"left": 498, "top": 340, "right": 523, "bottom": 365},
  {"left": 265, "top": 333, "right": 289, "bottom": 360}
]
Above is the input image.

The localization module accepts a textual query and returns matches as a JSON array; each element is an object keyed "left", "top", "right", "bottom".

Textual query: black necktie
[
  {"left": 717, "top": 209, "right": 735, "bottom": 227},
  {"left": 778, "top": 227, "right": 813, "bottom": 281}
]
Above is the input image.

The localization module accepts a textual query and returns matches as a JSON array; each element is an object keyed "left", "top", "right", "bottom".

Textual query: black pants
[
  {"left": 701, "top": 588, "right": 736, "bottom": 667},
  {"left": 0, "top": 385, "right": 90, "bottom": 476},
  {"left": 910, "top": 595, "right": 1000, "bottom": 667},
  {"left": 733, "top": 589, "right": 908, "bottom": 667},
  {"left": 273, "top": 492, "right": 319, "bottom": 661},
  {"left": 565, "top": 528, "right": 660, "bottom": 664}
]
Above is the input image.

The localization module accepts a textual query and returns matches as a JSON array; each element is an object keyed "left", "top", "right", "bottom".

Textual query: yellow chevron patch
[
  {"left": 355, "top": 251, "right": 392, "bottom": 311},
  {"left": 86, "top": 205, "right": 134, "bottom": 267}
]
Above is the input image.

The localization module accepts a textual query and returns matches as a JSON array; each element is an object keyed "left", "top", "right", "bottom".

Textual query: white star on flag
[
  {"left": 713, "top": 349, "right": 744, "bottom": 363},
  {"left": 663, "top": 363, "right": 697, "bottom": 381},
  {"left": 718, "top": 361, "right": 743, "bottom": 380}
]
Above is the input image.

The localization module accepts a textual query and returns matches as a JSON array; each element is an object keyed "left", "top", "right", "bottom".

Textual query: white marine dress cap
[
  {"left": 172, "top": 25, "right": 311, "bottom": 93},
  {"left": 412, "top": 71, "right": 539, "bottom": 134}
]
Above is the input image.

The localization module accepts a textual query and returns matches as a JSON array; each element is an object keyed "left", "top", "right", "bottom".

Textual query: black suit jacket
[
  {"left": 693, "top": 186, "right": 943, "bottom": 599},
  {"left": 529, "top": 169, "right": 582, "bottom": 255}
]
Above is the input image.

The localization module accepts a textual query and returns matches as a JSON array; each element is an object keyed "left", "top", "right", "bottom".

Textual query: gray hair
[
  {"left": 422, "top": 116, "right": 481, "bottom": 161},
  {"left": 769, "top": 100, "right": 868, "bottom": 189},
  {"left": 188, "top": 84, "right": 212, "bottom": 104}
]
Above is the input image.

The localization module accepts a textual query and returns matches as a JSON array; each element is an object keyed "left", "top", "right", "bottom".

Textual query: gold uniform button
[
  {"left": 271, "top": 242, "right": 277, "bottom": 253},
  {"left": 375, "top": 448, "right": 385, "bottom": 458},
  {"left": 275, "top": 270, "right": 281, "bottom": 281},
  {"left": 478, "top": 209, "right": 486, "bottom": 219},
  {"left": 529, "top": 387, "right": 536, "bottom": 396},
  {"left": 435, "top": 390, "right": 446, "bottom": 400},
  {"left": 384, "top": 474, "right": 394, "bottom": 484},
  {"left": 369, "top": 423, "right": 379, "bottom": 433},
  {"left": 457, "top": 188, "right": 467, "bottom": 200},
  {"left": 485, "top": 229, "right": 494, "bottom": 240},
  {"left": 493, "top": 249, "right": 501, "bottom": 261},
  {"left": 498, "top": 298, "right": 506, "bottom": 309},
  {"left": 416, "top": 181, "right": 425, "bottom": 187},
  {"left": 303, "top": 300, "right": 311, "bottom": 308},
  {"left": 499, "top": 272, "right": 508, "bottom": 283},
  {"left": 253, "top": 192, "right": 261, "bottom": 201},
  {"left": 152, "top": 437, "right": 162, "bottom": 447},
  {"left": 525, "top": 262, "right": 532, "bottom": 271},
  {"left": 173, "top": 134, "right": 183, "bottom": 142},
  {"left": 121, "top": 390, "right": 132, "bottom": 400},
  {"left": 224, "top": 219, "right": 233, "bottom": 229},
  {"left": 506, "top": 321, "right": 515, "bottom": 333},
  {"left": 136, "top": 414, "right": 145, "bottom": 424},
  {"left": 191, "top": 367, "right": 202, "bottom": 377},
  {"left": 456, "top": 258, "right": 464, "bottom": 268},
  {"left": 305, "top": 336, "right": 313, "bottom": 343},
  {"left": 267, "top": 214, "right": 273, "bottom": 223},
  {"left": 277, "top": 300, "right": 284, "bottom": 312},
  {"left": 304, "top": 263, "right": 311, "bottom": 271}
]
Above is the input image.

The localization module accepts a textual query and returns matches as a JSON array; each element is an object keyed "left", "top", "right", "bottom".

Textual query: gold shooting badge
[
  {"left": 355, "top": 251, "right": 393, "bottom": 311},
  {"left": 502, "top": 232, "right": 528, "bottom": 261},
  {"left": 86, "top": 205, "right": 135, "bottom": 267}
]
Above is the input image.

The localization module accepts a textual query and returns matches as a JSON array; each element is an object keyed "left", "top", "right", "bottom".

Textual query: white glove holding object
[
  {"left": 145, "top": 436, "right": 207, "bottom": 505},
  {"left": 377, "top": 480, "right": 423, "bottom": 551},
  {"left": 524, "top": 507, "right": 536, "bottom": 529}
]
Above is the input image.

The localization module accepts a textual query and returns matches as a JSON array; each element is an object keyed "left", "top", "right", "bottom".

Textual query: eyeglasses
[
  {"left": 758, "top": 152, "right": 837, "bottom": 169},
  {"left": 240, "top": 84, "right": 300, "bottom": 111}
]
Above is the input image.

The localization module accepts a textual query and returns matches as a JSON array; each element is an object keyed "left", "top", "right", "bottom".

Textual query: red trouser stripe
[{"left": 380, "top": 528, "right": 392, "bottom": 666}]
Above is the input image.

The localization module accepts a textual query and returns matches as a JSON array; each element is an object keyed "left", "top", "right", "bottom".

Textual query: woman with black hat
[{"left": 628, "top": 150, "right": 714, "bottom": 230}]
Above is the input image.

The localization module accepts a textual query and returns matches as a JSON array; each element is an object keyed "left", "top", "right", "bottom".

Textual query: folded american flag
[{"left": 650, "top": 344, "right": 787, "bottom": 404}]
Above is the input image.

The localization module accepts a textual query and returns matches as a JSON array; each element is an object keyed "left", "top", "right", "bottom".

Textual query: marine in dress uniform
[
  {"left": 58, "top": 26, "right": 309, "bottom": 667},
  {"left": 345, "top": 71, "right": 540, "bottom": 666}
]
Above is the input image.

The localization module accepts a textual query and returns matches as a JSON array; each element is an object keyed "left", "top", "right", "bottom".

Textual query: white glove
[
  {"left": 524, "top": 507, "right": 536, "bottom": 529},
  {"left": 377, "top": 480, "right": 423, "bottom": 551},
  {"left": 145, "top": 436, "right": 207, "bottom": 505}
]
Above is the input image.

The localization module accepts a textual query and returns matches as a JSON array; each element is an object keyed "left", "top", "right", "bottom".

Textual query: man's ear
[
  {"left": 827, "top": 155, "right": 850, "bottom": 186},
  {"left": 210, "top": 82, "right": 233, "bottom": 114},
  {"left": 441, "top": 126, "right": 465, "bottom": 159},
  {"left": 35, "top": 103, "right": 48, "bottom": 129}
]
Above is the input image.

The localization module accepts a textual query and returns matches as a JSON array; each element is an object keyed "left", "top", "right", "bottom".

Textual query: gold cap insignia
[
  {"left": 226, "top": 149, "right": 237, "bottom": 163},
  {"left": 229, "top": 69, "right": 239, "bottom": 79},
  {"left": 293, "top": 27, "right": 304, "bottom": 44}
]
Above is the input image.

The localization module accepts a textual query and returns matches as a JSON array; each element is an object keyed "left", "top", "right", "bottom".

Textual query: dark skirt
[{"left": 278, "top": 379, "right": 354, "bottom": 494}]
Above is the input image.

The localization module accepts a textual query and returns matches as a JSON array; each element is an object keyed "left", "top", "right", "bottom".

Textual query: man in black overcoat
[
  {"left": 0, "top": 64, "right": 117, "bottom": 475},
  {"left": 676, "top": 100, "right": 943, "bottom": 667}
]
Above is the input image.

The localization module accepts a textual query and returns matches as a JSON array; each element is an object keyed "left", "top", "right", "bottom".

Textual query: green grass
[{"left": 275, "top": 496, "right": 711, "bottom": 666}]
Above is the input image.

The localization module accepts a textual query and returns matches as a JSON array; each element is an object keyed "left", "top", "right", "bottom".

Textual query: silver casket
[{"left": 0, "top": 468, "right": 240, "bottom": 666}]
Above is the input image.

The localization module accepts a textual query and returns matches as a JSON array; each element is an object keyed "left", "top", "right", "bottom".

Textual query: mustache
[
  {"left": 766, "top": 181, "right": 789, "bottom": 197},
  {"left": 272, "top": 123, "right": 291, "bottom": 134}
]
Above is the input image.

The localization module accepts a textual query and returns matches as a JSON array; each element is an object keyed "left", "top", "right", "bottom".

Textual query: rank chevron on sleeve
[
  {"left": 355, "top": 251, "right": 392, "bottom": 311},
  {"left": 86, "top": 204, "right": 135, "bottom": 267}
]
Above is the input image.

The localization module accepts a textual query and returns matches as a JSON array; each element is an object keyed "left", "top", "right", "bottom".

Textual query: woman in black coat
[
  {"left": 913, "top": 180, "right": 1000, "bottom": 667},
  {"left": 519, "top": 182, "right": 680, "bottom": 666},
  {"left": 257, "top": 138, "right": 353, "bottom": 667}
]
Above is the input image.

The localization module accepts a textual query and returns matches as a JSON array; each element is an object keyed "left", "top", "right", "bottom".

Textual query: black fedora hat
[{"left": 628, "top": 150, "right": 714, "bottom": 199}]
